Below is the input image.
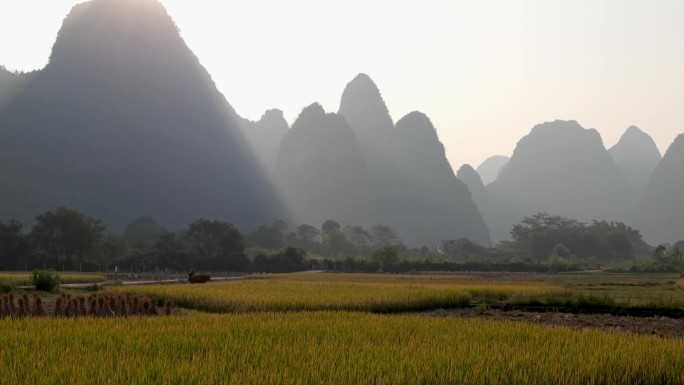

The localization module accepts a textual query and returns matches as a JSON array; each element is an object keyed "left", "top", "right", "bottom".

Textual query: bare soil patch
[{"left": 431, "top": 309, "right": 684, "bottom": 339}]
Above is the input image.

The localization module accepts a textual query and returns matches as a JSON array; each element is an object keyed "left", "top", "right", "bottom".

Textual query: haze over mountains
[
  {"left": 336, "top": 75, "right": 490, "bottom": 246},
  {"left": 0, "top": 0, "right": 283, "bottom": 232},
  {"left": 484, "top": 121, "right": 632, "bottom": 243},
  {"left": 461, "top": 122, "right": 679, "bottom": 245},
  {"left": 637, "top": 134, "right": 684, "bottom": 245},
  {"left": 275, "top": 75, "right": 490, "bottom": 247},
  {"left": 476, "top": 155, "right": 509, "bottom": 186},
  {"left": 609, "top": 126, "right": 662, "bottom": 199},
  {"left": 1, "top": 0, "right": 682, "bottom": 248}
]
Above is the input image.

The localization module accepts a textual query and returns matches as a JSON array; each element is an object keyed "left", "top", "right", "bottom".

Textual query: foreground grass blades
[
  {"left": 116, "top": 273, "right": 567, "bottom": 313},
  {"left": 1, "top": 312, "right": 682, "bottom": 385}
]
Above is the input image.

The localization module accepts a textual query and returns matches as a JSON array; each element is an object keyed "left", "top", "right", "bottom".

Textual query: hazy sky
[{"left": 1, "top": 0, "right": 683, "bottom": 170}]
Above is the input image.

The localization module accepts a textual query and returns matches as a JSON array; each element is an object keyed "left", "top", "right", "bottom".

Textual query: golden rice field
[
  {"left": 116, "top": 273, "right": 568, "bottom": 313},
  {"left": 0, "top": 272, "right": 106, "bottom": 286},
  {"left": 0, "top": 312, "right": 682, "bottom": 385}
]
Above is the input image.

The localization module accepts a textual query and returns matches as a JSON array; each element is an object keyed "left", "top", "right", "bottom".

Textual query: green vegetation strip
[
  {"left": 116, "top": 273, "right": 566, "bottom": 313},
  {"left": 0, "top": 272, "right": 106, "bottom": 286},
  {"left": 1, "top": 313, "right": 682, "bottom": 385}
]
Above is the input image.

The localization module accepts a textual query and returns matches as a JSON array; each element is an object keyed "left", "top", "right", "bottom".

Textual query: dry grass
[
  {"left": 0, "top": 272, "right": 106, "bottom": 286},
  {"left": 0, "top": 312, "right": 682, "bottom": 384},
  {"left": 116, "top": 273, "right": 567, "bottom": 313}
]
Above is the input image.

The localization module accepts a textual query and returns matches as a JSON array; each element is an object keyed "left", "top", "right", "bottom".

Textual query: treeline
[
  {"left": 0, "top": 207, "right": 408, "bottom": 273},
  {"left": 0, "top": 207, "right": 251, "bottom": 272},
  {"left": 2, "top": 207, "right": 680, "bottom": 274},
  {"left": 435, "top": 212, "right": 683, "bottom": 273}
]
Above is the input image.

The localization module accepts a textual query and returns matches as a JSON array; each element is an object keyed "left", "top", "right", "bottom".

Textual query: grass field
[
  {"left": 518, "top": 273, "right": 684, "bottom": 307},
  {"left": 115, "top": 273, "right": 567, "bottom": 313},
  {"left": 0, "top": 272, "right": 106, "bottom": 286},
  {"left": 0, "top": 312, "right": 682, "bottom": 385},
  {"left": 3, "top": 272, "right": 683, "bottom": 383}
]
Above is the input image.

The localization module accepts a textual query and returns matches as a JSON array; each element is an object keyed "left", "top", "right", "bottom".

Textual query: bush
[
  {"left": 31, "top": 270, "right": 60, "bottom": 292},
  {"left": 0, "top": 280, "right": 13, "bottom": 293}
]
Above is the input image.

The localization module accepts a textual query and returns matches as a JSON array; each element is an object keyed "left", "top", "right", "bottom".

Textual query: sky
[{"left": 1, "top": 0, "right": 683, "bottom": 171}]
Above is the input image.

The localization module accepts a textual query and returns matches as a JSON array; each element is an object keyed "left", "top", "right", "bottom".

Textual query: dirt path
[{"left": 429, "top": 309, "right": 684, "bottom": 339}]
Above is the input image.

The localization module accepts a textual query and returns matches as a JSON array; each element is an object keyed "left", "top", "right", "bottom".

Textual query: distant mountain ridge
[
  {"left": 337, "top": 74, "right": 490, "bottom": 246},
  {"left": 274, "top": 103, "right": 377, "bottom": 227},
  {"left": 486, "top": 120, "right": 632, "bottom": 241},
  {"left": 0, "top": 0, "right": 283, "bottom": 231},
  {"left": 637, "top": 134, "right": 684, "bottom": 244},
  {"left": 609, "top": 126, "right": 661, "bottom": 200},
  {"left": 476, "top": 155, "right": 509, "bottom": 185},
  {"left": 2, "top": 0, "right": 681, "bottom": 249}
]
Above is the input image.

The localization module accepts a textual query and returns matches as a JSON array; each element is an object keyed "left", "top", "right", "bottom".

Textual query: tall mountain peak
[
  {"left": 396, "top": 111, "right": 439, "bottom": 142},
  {"left": 50, "top": 0, "right": 184, "bottom": 70},
  {"left": 274, "top": 104, "right": 376, "bottom": 226},
  {"left": 487, "top": 120, "right": 631, "bottom": 241},
  {"left": 0, "top": 0, "right": 282, "bottom": 231},
  {"left": 609, "top": 125, "right": 661, "bottom": 198},
  {"left": 456, "top": 164, "right": 485, "bottom": 198},
  {"left": 338, "top": 73, "right": 394, "bottom": 138},
  {"left": 476, "top": 155, "right": 509, "bottom": 185},
  {"left": 637, "top": 133, "right": 684, "bottom": 244}
]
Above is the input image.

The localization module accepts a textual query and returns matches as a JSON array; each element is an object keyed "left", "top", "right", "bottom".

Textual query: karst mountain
[
  {"left": 609, "top": 126, "right": 661, "bottom": 200},
  {"left": 486, "top": 120, "right": 632, "bottom": 241},
  {"left": 0, "top": 0, "right": 283, "bottom": 231},
  {"left": 476, "top": 155, "right": 509, "bottom": 186},
  {"left": 336, "top": 74, "right": 490, "bottom": 246},
  {"left": 637, "top": 134, "right": 684, "bottom": 244}
]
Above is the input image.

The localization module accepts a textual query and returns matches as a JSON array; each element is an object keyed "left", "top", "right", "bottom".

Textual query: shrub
[
  {"left": 0, "top": 279, "right": 13, "bottom": 293},
  {"left": 31, "top": 270, "right": 60, "bottom": 292}
]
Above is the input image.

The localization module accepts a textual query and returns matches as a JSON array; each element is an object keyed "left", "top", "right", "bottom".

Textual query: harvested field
[{"left": 433, "top": 309, "right": 684, "bottom": 339}]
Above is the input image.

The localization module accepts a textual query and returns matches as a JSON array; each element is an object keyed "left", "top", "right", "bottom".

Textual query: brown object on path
[{"left": 188, "top": 268, "right": 211, "bottom": 283}]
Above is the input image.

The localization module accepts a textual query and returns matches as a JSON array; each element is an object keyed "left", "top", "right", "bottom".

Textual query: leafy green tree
[
  {"left": 248, "top": 220, "right": 288, "bottom": 249},
  {"left": 343, "top": 225, "right": 371, "bottom": 252},
  {"left": 510, "top": 212, "right": 647, "bottom": 262},
  {"left": 0, "top": 219, "right": 29, "bottom": 269},
  {"left": 123, "top": 215, "right": 168, "bottom": 249},
  {"left": 186, "top": 218, "right": 249, "bottom": 271},
  {"left": 319, "top": 220, "right": 353, "bottom": 255},
  {"left": 651, "top": 245, "right": 684, "bottom": 272},
  {"left": 29, "top": 207, "right": 105, "bottom": 267},
  {"left": 285, "top": 224, "right": 321, "bottom": 250},
  {"left": 369, "top": 224, "right": 402, "bottom": 248},
  {"left": 251, "top": 247, "right": 307, "bottom": 273},
  {"left": 371, "top": 246, "right": 400, "bottom": 271},
  {"left": 321, "top": 220, "right": 341, "bottom": 238}
]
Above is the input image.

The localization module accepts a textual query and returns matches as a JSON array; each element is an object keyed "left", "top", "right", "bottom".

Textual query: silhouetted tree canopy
[
  {"left": 248, "top": 220, "right": 288, "bottom": 249},
  {"left": 29, "top": 207, "right": 105, "bottom": 267},
  {"left": 123, "top": 215, "right": 168, "bottom": 249},
  {"left": 186, "top": 218, "right": 249, "bottom": 271},
  {"left": 0, "top": 219, "right": 29, "bottom": 269},
  {"left": 510, "top": 211, "right": 649, "bottom": 262}
]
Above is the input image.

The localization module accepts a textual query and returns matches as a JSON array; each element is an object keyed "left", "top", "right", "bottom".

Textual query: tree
[
  {"left": 321, "top": 220, "right": 341, "bottom": 237},
  {"left": 29, "top": 207, "right": 105, "bottom": 267},
  {"left": 510, "top": 212, "right": 646, "bottom": 262},
  {"left": 123, "top": 215, "right": 168, "bottom": 249},
  {"left": 0, "top": 219, "right": 29, "bottom": 269},
  {"left": 371, "top": 246, "right": 400, "bottom": 271},
  {"left": 369, "top": 224, "right": 402, "bottom": 248},
  {"left": 252, "top": 247, "right": 306, "bottom": 273},
  {"left": 186, "top": 219, "right": 249, "bottom": 271},
  {"left": 343, "top": 225, "right": 371, "bottom": 251},
  {"left": 248, "top": 220, "right": 288, "bottom": 249},
  {"left": 286, "top": 224, "right": 321, "bottom": 250}
]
